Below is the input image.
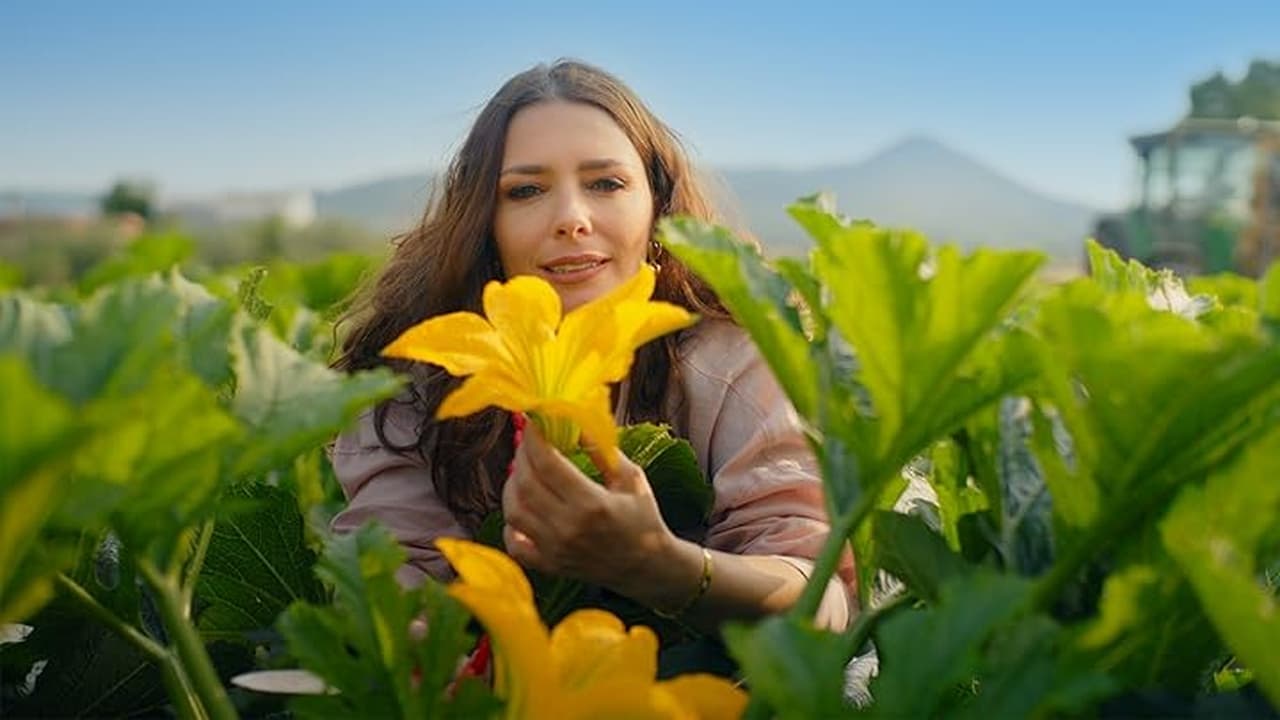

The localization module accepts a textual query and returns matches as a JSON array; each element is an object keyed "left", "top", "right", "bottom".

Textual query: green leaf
[
  {"left": 872, "top": 510, "right": 970, "bottom": 604},
  {"left": 2, "top": 533, "right": 166, "bottom": 718},
  {"left": 0, "top": 293, "right": 72, "bottom": 374},
  {"left": 1261, "top": 262, "right": 1280, "bottom": 325},
  {"left": 78, "top": 232, "right": 194, "bottom": 296},
  {"left": 925, "top": 438, "right": 990, "bottom": 553},
  {"left": 279, "top": 523, "right": 491, "bottom": 719},
  {"left": 67, "top": 367, "right": 240, "bottom": 556},
  {"left": 868, "top": 572, "right": 1030, "bottom": 718},
  {"left": 196, "top": 483, "right": 325, "bottom": 643},
  {"left": 952, "top": 615, "right": 1114, "bottom": 720},
  {"left": 1187, "top": 272, "right": 1258, "bottom": 310},
  {"left": 722, "top": 615, "right": 850, "bottom": 720},
  {"left": 658, "top": 217, "right": 820, "bottom": 420},
  {"left": 167, "top": 270, "right": 236, "bottom": 388},
  {"left": 1161, "top": 432, "right": 1280, "bottom": 707},
  {"left": 619, "top": 423, "right": 711, "bottom": 532},
  {"left": 0, "top": 356, "right": 82, "bottom": 622},
  {"left": 1, "top": 598, "right": 168, "bottom": 718},
  {"left": 1073, "top": 562, "right": 1220, "bottom": 690},
  {"left": 1034, "top": 279, "right": 1280, "bottom": 538},
  {"left": 230, "top": 317, "right": 401, "bottom": 474},
  {"left": 807, "top": 208, "right": 1043, "bottom": 469}
]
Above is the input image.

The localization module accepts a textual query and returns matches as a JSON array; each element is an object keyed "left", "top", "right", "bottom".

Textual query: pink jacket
[{"left": 330, "top": 319, "right": 857, "bottom": 629}]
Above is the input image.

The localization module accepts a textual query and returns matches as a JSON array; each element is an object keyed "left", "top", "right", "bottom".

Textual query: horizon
[{"left": 3, "top": 1, "right": 1277, "bottom": 209}]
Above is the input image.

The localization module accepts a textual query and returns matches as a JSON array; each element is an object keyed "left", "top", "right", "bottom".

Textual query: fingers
[
  {"left": 520, "top": 422, "right": 608, "bottom": 505},
  {"left": 584, "top": 441, "right": 648, "bottom": 495},
  {"left": 503, "top": 525, "right": 549, "bottom": 571},
  {"left": 502, "top": 465, "right": 558, "bottom": 551}
]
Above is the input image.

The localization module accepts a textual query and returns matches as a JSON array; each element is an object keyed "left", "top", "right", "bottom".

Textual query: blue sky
[{"left": 2, "top": 0, "right": 1276, "bottom": 209}]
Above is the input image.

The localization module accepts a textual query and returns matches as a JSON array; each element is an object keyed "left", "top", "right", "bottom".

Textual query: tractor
[{"left": 1091, "top": 117, "right": 1280, "bottom": 277}]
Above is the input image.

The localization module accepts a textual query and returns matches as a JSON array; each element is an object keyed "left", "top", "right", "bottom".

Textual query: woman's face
[{"left": 493, "top": 100, "right": 655, "bottom": 313}]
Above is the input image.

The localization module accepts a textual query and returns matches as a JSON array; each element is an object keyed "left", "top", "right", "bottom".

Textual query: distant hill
[
  {"left": 717, "top": 136, "right": 1096, "bottom": 261},
  {"left": 314, "top": 174, "right": 437, "bottom": 233},
  {"left": 308, "top": 136, "right": 1095, "bottom": 262},
  {"left": 1, "top": 136, "right": 1099, "bottom": 262},
  {"left": 0, "top": 190, "right": 98, "bottom": 218}
]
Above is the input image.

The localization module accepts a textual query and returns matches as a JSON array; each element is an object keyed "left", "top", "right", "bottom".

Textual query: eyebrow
[{"left": 499, "top": 158, "right": 626, "bottom": 176}]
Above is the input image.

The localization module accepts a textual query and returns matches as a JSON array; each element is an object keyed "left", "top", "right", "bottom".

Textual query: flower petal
[
  {"left": 448, "top": 585, "right": 556, "bottom": 716},
  {"left": 550, "top": 610, "right": 658, "bottom": 690},
  {"left": 436, "top": 538, "right": 534, "bottom": 603},
  {"left": 539, "top": 386, "right": 618, "bottom": 470},
  {"left": 438, "top": 372, "right": 540, "bottom": 419},
  {"left": 381, "top": 312, "right": 506, "bottom": 376},
  {"left": 656, "top": 675, "right": 749, "bottom": 720},
  {"left": 485, "top": 275, "right": 562, "bottom": 350},
  {"left": 596, "top": 301, "right": 699, "bottom": 381}
]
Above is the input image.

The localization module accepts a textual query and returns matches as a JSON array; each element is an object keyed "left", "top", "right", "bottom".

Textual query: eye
[
  {"left": 504, "top": 184, "right": 542, "bottom": 200},
  {"left": 589, "top": 177, "right": 625, "bottom": 193}
]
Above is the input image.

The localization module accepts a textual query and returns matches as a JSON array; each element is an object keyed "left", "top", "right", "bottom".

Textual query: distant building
[{"left": 159, "top": 190, "right": 316, "bottom": 228}]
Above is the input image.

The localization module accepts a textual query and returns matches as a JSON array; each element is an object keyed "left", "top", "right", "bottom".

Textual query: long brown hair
[{"left": 334, "top": 59, "right": 730, "bottom": 531}]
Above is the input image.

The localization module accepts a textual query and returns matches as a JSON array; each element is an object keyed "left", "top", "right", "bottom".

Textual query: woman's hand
[{"left": 501, "top": 421, "right": 690, "bottom": 597}]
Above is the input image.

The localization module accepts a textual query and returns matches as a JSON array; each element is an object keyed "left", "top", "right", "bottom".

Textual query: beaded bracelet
[{"left": 653, "top": 547, "right": 713, "bottom": 619}]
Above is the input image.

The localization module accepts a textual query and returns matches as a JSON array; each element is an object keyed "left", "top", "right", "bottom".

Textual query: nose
[{"left": 552, "top": 187, "right": 591, "bottom": 239}]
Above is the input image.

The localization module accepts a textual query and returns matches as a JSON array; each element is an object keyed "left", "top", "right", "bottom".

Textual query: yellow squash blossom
[
  {"left": 382, "top": 264, "right": 695, "bottom": 467},
  {"left": 437, "top": 538, "right": 747, "bottom": 719}
]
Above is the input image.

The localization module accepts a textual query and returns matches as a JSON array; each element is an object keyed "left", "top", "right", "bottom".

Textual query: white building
[{"left": 160, "top": 190, "right": 316, "bottom": 228}]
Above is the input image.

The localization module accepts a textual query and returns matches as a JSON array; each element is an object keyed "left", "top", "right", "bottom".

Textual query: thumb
[{"left": 586, "top": 443, "right": 646, "bottom": 494}]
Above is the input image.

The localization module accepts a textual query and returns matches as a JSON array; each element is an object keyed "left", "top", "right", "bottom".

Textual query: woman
[{"left": 330, "top": 59, "right": 855, "bottom": 647}]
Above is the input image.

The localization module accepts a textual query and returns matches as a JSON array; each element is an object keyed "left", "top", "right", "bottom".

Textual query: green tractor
[{"left": 1092, "top": 117, "right": 1280, "bottom": 277}]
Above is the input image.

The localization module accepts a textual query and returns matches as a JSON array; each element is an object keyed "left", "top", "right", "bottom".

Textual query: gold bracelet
[{"left": 653, "top": 547, "right": 712, "bottom": 619}]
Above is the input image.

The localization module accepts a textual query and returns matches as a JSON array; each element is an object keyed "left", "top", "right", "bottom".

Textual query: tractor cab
[{"left": 1092, "top": 117, "right": 1280, "bottom": 277}]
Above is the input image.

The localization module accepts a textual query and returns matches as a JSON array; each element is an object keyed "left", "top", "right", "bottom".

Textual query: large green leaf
[
  {"left": 950, "top": 615, "right": 1113, "bottom": 720},
  {"left": 618, "top": 423, "right": 711, "bottom": 533},
  {"left": 196, "top": 484, "right": 325, "bottom": 643},
  {"left": 278, "top": 523, "right": 496, "bottom": 719},
  {"left": 722, "top": 615, "right": 851, "bottom": 720},
  {"left": 78, "top": 232, "right": 195, "bottom": 296},
  {"left": 61, "top": 368, "right": 241, "bottom": 559},
  {"left": 0, "top": 356, "right": 82, "bottom": 622},
  {"left": 872, "top": 510, "right": 970, "bottom": 604},
  {"left": 76, "top": 280, "right": 191, "bottom": 404},
  {"left": 658, "top": 217, "right": 820, "bottom": 421},
  {"left": 1072, "top": 561, "right": 1220, "bottom": 691},
  {"left": 802, "top": 201, "right": 1043, "bottom": 472},
  {"left": 1161, "top": 433, "right": 1280, "bottom": 706},
  {"left": 867, "top": 572, "right": 1030, "bottom": 718},
  {"left": 230, "top": 317, "right": 401, "bottom": 475},
  {"left": 1, "top": 596, "right": 169, "bottom": 718},
  {"left": 1033, "top": 279, "right": 1280, "bottom": 534},
  {"left": 0, "top": 294, "right": 71, "bottom": 374}
]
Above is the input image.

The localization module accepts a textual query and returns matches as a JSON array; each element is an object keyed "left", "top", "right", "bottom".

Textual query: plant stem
[
  {"left": 182, "top": 520, "right": 216, "bottom": 610},
  {"left": 792, "top": 480, "right": 883, "bottom": 619},
  {"left": 838, "top": 591, "right": 914, "bottom": 659},
  {"left": 56, "top": 573, "right": 207, "bottom": 720},
  {"left": 55, "top": 573, "right": 166, "bottom": 660},
  {"left": 139, "top": 560, "right": 239, "bottom": 720}
]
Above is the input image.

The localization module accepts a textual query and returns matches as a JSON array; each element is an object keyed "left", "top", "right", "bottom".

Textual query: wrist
[{"left": 618, "top": 535, "right": 708, "bottom": 615}]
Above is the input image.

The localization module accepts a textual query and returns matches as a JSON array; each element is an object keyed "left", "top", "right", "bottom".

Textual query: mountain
[
  {"left": 1, "top": 136, "right": 1099, "bottom": 262},
  {"left": 0, "top": 190, "right": 98, "bottom": 217},
  {"left": 311, "top": 136, "right": 1096, "bottom": 262},
  {"left": 717, "top": 136, "right": 1096, "bottom": 261},
  {"left": 314, "top": 174, "right": 437, "bottom": 232}
]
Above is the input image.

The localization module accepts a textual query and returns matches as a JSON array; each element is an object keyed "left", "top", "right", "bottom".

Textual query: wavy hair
[{"left": 333, "top": 59, "right": 731, "bottom": 531}]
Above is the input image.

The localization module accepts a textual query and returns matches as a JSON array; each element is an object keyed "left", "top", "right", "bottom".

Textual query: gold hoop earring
[{"left": 648, "top": 239, "right": 663, "bottom": 274}]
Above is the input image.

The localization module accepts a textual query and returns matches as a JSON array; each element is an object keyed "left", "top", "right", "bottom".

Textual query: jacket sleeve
[
  {"left": 328, "top": 402, "right": 468, "bottom": 587},
  {"left": 680, "top": 322, "right": 858, "bottom": 629}
]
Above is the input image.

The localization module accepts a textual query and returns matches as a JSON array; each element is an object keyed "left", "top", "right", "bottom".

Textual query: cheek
[{"left": 493, "top": 209, "right": 534, "bottom": 271}]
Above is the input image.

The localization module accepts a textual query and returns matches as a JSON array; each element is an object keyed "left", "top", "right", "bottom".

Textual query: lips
[
  {"left": 537, "top": 255, "right": 609, "bottom": 287},
  {"left": 541, "top": 254, "right": 609, "bottom": 274}
]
